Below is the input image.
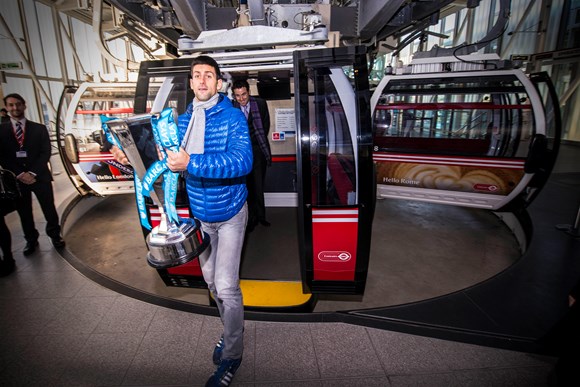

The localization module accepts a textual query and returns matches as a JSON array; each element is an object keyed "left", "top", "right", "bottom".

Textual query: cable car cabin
[
  {"left": 370, "top": 55, "right": 561, "bottom": 211},
  {"left": 126, "top": 46, "right": 374, "bottom": 296},
  {"left": 57, "top": 83, "right": 148, "bottom": 196}
]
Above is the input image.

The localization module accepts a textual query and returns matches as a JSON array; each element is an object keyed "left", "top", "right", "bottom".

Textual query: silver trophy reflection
[{"left": 105, "top": 114, "right": 210, "bottom": 269}]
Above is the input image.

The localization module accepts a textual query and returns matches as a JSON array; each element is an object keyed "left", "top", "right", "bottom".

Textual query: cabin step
[{"left": 212, "top": 279, "right": 315, "bottom": 312}]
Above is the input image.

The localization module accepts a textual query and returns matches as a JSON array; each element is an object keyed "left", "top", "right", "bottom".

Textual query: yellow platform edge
[{"left": 239, "top": 279, "right": 312, "bottom": 308}]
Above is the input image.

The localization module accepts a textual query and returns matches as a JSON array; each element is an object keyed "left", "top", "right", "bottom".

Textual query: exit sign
[{"left": 1, "top": 62, "right": 23, "bottom": 70}]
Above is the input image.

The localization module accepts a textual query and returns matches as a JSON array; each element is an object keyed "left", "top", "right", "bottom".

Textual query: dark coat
[{"left": 0, "top": 120, "right": 53, "bottom": 183}]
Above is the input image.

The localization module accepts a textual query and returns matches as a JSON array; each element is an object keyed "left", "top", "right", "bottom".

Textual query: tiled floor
[{"left": 2, "top": 146, "right": 575, "bottom": 385}]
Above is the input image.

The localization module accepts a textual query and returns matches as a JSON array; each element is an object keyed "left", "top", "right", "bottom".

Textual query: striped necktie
[{"left": 15, "top": 121, "right": 24, "bottom": 147}]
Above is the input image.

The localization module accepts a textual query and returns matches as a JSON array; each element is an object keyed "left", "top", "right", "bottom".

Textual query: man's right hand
[
  {"left": 110, "top": 145, "right": 129, "bottom": 165},
  {"left": 17, "top": 172, "right": 36, "bottom": 185},
  {"left": 166, "top": 147, "right": 190, "bottom": 172}
]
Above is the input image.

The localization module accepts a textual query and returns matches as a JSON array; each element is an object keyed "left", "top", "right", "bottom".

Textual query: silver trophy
[{"left": 105, "top": 114, "right": 210, "bottom": 269}]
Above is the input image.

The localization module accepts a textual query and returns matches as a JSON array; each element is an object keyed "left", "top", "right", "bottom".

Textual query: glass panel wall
[
  {"left": 0, "top": 0, "right": 145, "bottom": 135},
  {"left": 376, "top": 0, "right": 578, "bottom": 141}
]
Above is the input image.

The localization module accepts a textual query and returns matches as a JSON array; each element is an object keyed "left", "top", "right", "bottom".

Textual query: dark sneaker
[
  {"left": 212, "top": 336, "right": 224, "bottom": 365},
  {"left": 51, "top": 237, "right": 66, "bottom": 248},
  {"left": 205, "top": 358, "right": 242, "bottom": 387},
  {"left": 23, "top": 241, "right": 38, "bottom": 256}
]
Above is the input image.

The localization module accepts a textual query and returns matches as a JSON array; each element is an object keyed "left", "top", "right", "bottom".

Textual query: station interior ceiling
[
  {"left": 54, "top": 0, "right": 469, "bottom": 53},
  {"left": 1, "top": 0, "right": 578, "bottom": 141}
]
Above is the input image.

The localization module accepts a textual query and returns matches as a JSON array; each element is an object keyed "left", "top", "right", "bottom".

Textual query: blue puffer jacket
[{"left": 178, "top": 94, "right": 252, "bottom": 222}]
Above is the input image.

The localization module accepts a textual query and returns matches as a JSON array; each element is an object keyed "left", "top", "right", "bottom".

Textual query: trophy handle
[{"left": 105, "top": 116, "right": 165, "bottom": 211}]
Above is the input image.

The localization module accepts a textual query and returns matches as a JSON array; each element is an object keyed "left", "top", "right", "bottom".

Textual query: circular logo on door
[{"left": 318, "top": 251, "right": 352, "bottom": 262}]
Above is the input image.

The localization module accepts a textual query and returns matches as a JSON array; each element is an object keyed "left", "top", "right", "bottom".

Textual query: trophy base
[{"left": 146, "top": 219, "right": 211, "bottom": 269}]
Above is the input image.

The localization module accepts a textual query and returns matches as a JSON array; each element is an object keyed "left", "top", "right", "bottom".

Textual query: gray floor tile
[
  {"left": 258, "top": 381, "right": 323, "bottom": 386},
  {"left": 122, "top": 330, "right": 198, "bottom": 385},
  {"left": 389, "top": 372, "right": 461, "bottom": 387},
  {"left": 426, "top": 336, "right": 556, "bottom": 370},
  {"left": 321, "top": 376, "right": 391, "bottom": 386},
  {"left": 310, "top": 323, "right": 385, "bottom": 379},
  {"left": 0, "top": 333, "right": 88, "bottom": 387},
  {"left": 0, "top": 297, "right": 67, "bottom": 336},
  {"left": 148, "top": 305, "right": 205, "bottom": 334},
  {"left": 27, "top": 269, "right": 89, "bottom": 298},
  {"left": 0, "top": 270, "right": 54, "bottom": 299},
  {"left": 368, "top": 328, "right": 460, "bottom": 375},
  {"left": 452, "top": 366, "right": 555, "bottom": 386},
  {"left": 94, "top": 295, "right": 159, "bottom": 333},
  {"left": 0, "top": 334, "right": 35, "bottom": 374},
  {"left": 58, "top": 332, "right": 144, "bottom": 386},
  {"left": 75, "top": 280, "right": 121, "bottom": 297},
  {"left": 19, "top": 246, "right": 76, "bottom": 272},
  {"left": 41, "top": 296, "right": 117, "bottom": 335},
  {"left": 254, "top": 321, "right": 320, "bottom": 382},
  {"left": 389, "top": 365, "right": 554, "bottom": 387}
]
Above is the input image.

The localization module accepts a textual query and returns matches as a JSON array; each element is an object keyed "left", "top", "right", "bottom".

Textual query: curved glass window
[
  {"left": 373, "top": 74, "right": 535, "bottom": 158},
  {"left": 306, "top": 67, "right": 356, "bottom": 206}
]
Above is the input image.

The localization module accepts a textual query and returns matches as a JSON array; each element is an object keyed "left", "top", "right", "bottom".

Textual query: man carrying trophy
[{"left": 111, "top": 55, "right": 252, "bottom": 387}]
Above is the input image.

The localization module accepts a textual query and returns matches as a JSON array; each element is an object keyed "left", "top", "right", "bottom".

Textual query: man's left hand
[{"left": 166, "top": 147, "right": 190, "bottom": 172}]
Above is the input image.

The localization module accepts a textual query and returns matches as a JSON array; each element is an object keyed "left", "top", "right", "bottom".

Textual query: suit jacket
[
  {"left": 0, "top": 120, "right": 53, "bottom": 183},
  {"left": 232, "top": 96, "right": 270, "bottom": 135}
]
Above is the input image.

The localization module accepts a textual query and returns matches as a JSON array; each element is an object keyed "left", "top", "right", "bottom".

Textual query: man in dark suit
[
  {"left": 0, "top": 93, "right": 65, "bottom": 255},
  {"left": 231, "top": 79, "right": 271, "bottom": 232}
]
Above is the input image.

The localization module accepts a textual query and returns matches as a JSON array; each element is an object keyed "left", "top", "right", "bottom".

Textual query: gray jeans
[{"left": 199, "top": 202, "right": 247, "bottom": 360}]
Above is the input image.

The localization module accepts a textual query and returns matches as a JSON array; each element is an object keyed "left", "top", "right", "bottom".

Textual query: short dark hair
[
  {"left": 232, "top": 79, "right": 250, "bottom": 92},
  {"left": 190, "top": 55, "right": 221, "bottom": 79},
  {"left": 3, "top": 93, "right": 26, "bottom": 106}
]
